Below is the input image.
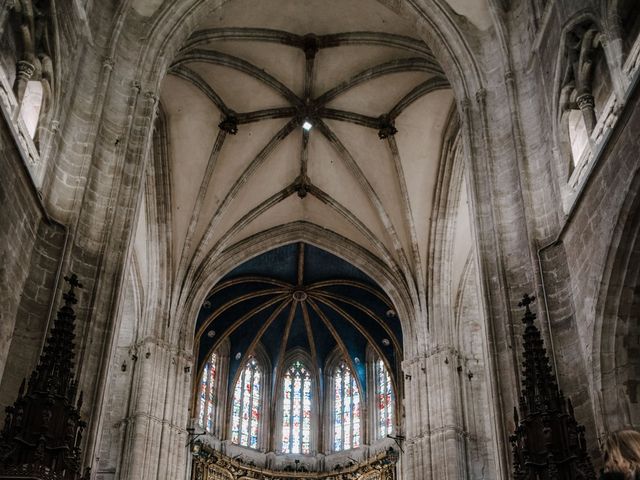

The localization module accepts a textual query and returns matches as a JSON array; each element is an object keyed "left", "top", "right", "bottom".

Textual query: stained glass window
[
  {"left": 333, "top": 361, "right": 361, "bottom": 451},
  {"left": 375, "top": 358, "right": 394, "bottom": 438},
  {"left": 281, "top": 360, "right": 312, "bottom": 454},
  {"left": 231, "top": 357, "right": 262, "bottom": 449},
  {"left": 197, "top": 352, "right": 217, "bottom": 433}
]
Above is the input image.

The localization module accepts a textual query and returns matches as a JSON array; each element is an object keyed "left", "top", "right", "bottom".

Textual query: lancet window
[
  {"left": 374, "top": 358, "right": 394, "bottom": 438},
  {"left": 332, "top": 361, "right": 361, "bottom": 451},
  {"left": 231, "top": 357, "right": 262, "bottom": 449},
  {"left": 281, "top": 360, "right": 312, "bottom": 454},
  {"left": 197, "top": 351, "right": 218, "bottom": 433}
]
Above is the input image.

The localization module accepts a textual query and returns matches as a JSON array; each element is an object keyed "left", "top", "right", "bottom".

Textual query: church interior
[{"left": 1, "top": 0, "right": 640, "bottom": 479}]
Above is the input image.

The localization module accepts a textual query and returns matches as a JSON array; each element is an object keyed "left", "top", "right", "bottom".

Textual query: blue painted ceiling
[{"left": 195, "top": 243, "right": 402, "bottom": 395}]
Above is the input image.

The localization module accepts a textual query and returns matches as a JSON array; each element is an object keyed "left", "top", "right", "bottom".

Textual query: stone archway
[{"left": 594, "top": 170, "right": 640, "bottom": 434}]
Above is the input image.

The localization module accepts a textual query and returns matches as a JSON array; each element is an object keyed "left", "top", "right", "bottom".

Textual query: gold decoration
[{"left": 191, "top": 444, "right": 397, "bottom": 480}]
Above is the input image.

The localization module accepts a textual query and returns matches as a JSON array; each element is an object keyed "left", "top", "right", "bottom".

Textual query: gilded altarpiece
[{"left": 191, "top": 445, "right": 396, "bottom": 480}]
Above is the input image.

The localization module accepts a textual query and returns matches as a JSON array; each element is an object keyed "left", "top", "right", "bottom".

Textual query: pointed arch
[
  {"left": 373, "top": 356, "right": 394, "bottom": 439},
  {"left": 197, "top": 350, "right": 218, "bottom": 433},
  {"left": 325, "top": 349, "right": 362, "bottom": 452},
  {"left": 276, "top": 349, "right": 317, "bottom": 455},
  {"left": 551, "top": 14, "right": 617, "bottom": 190},
  {"left": 229, "top": 344, "right": 270, "bottom": 450},
  {"left": 366, "top": 344, "right": 395, "bottom": 441},
  {"left": 193, "top": 338, "right": 230, "bottom": 438},
  {"left": 593, "top": 170, "right": 640, "bottom": 433},
  {"left": 177, "top": 222, "right": 416, "bottom": 357}
]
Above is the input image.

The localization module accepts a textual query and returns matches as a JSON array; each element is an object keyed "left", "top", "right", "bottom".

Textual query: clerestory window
[
  {"left": 374, "top": 358, "right": 394, "bottom": 438},
  {"left": 197, "top": 351, "right": 218, "bottom": 433},
  {"left": 281, "top": 360, "right": 312, "bottom": 454},
  {"left": 231, "top": 357, "right": 263, "bottom": 449},
  {"left": 332, "top": 361, "right": 361, "bottom": 451}
]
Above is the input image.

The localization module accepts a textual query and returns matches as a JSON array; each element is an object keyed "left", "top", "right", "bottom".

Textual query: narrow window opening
[
  {"left": 281, "top": 360, "right": 312, "bottom": 454},
  {"left": 231, "top": 357, "right": 262, "bottom": 449},
  {"left": 568, "top": 108, "right": 589, "bottom": 168},
  {"left": 375, "top": 358, "right": 394, "bottom": 439},
  {"left": 332, "top": 361, "right": 361, "bottom": 451},
  {"left": 21, "top": 80, "right": 43, "bottom": 139},
  {"left": 197, "top": 351, "right": 218, "bottom": 433}
]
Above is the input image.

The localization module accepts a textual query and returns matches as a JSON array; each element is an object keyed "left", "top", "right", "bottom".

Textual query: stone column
[
  {"left": 401, "top": 355, "right": 431, "bottom": 480},
  {"left": 116, "top": 337, "right": 193, "bottom": 480},
  {"left": 401, "top": 348, "right": 468, "bottom": 480},
  {"left": 424, "top": 347, "right": 467, "bottom": 480}
]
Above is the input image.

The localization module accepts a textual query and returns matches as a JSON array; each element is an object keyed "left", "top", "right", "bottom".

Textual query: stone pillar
[
  {"left": 116, "top": 338, "right": 193, "bottom": 480},
  {"left": 426, "top": 348, "right": 468, "bottom": 480},
  {"left": 402, "top": 348, "right": 468, "bottom": 480},
  {"left": 402, "top": 355, "right": 431, "bottom": 480}
]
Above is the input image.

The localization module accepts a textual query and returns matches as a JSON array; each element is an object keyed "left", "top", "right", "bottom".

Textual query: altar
[{"left": 191, "top": 444, "right": 397, "bottom": 480}]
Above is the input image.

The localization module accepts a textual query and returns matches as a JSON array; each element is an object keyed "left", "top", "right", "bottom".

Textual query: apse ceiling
[
  {"left": 160, "top": 0, "right": 456, "bottom": 295},
  {"left": 195, "top": 243, "right": 401, "bottom": 395}
]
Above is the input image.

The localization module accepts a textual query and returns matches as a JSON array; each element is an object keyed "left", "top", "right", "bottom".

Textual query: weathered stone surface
[{"left": 0, "top": 1, "right": 639, "bottom": 479}]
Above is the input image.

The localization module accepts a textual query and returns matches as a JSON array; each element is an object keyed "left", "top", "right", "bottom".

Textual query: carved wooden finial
[
  {"left": 0, "top": 274, "right": 90, "bottom": 479},
  {"left": 64, "top": 273, "right": 83, "bottom": 290},
  {"left": 510, "top": 293, "right": 596, "bottom": 479},
  {"left": 517, "top": 293, "right": 535, "bottom": 311},
  {"left": 62, "top": 274, "right": 82, "bottom": 306}
]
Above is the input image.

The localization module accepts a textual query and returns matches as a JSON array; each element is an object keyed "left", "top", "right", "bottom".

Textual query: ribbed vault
[
  {"left": 196, "top": 242, "right": 402, "bottom": 397},
  {"left": 159, "top": 0, "right": 456, "bottom": 307}
]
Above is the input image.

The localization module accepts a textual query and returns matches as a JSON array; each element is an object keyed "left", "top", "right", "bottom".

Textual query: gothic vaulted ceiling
[
  {"left": 195, "top": 243, "right": 402, "bottom": 395},
  {"left": 159, "top": 0, "right": 458, "bottom": 295}
]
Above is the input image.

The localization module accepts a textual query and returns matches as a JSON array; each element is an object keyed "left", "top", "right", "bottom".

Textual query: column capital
[
  {"left": 576, "top": 93, "right": 595, "bottom": 111},
  {"left": 16, "top": 60, "right": 36, "bottom": 80}
]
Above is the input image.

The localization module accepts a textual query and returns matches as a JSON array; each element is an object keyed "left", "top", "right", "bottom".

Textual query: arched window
[
  {"left": 281, "top": 360, "right": 312, "bottom": 454},
  {"left": 231, "top": 357, "right": 262, "bottom": 449},
  {"left": 197, "top": 351, "right": 218, "bottom": 433},
  {"left": 567, "top": 107, "right": 590, "bottom": 168},
  {"left": 332, "top": 361, "right": 361, "bottom": 451},
  {"left": 557, "top": 20, "right": 613, "bottom": 177},
  {"left": 21, "top": 80, "right": 44, "bottom": 139},
  {"left": 374, "top": 358, "right": 394, "bottom": 438}
]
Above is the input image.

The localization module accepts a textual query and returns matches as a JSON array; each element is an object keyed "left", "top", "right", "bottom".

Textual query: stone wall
[
  {"left": 0, "top": 113, "right": 65, "bottom": 412},
  {"left": 543, "top": 80, "right": 640, "bottom": 440},
  {"left": 0, "top": 1, "right": 639, "bottom": 480}
]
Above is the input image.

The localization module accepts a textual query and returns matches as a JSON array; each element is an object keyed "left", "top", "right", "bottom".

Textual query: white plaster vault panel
[{"left": 158, "top": 0, "right": 457, "bottom": 282}]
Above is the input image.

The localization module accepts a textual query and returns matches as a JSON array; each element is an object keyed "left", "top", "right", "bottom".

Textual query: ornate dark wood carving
[
  {"left": 0, "top": 274, "right": 90, "bottom": 480},
  {"left": 510, "top": 294, "right": 596, "bottom": 480}
]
